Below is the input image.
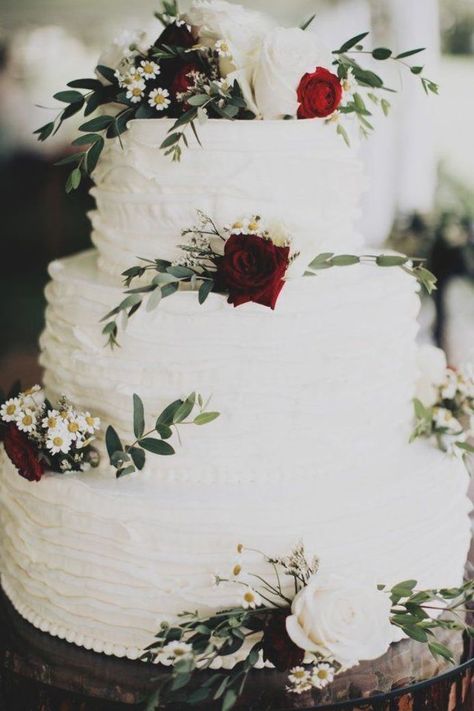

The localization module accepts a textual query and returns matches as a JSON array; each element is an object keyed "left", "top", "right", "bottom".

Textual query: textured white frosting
[
  {"left": 0, "top": 118, "right": 471, "bottom": 666},
  {"left": 40, "top": 250, "right": 421, "bottom": 484},
  {"left": 90, "top": 119, "right": 365, "bottom": 277},
  {"left": 0, "top": 439, "right": 470, "bottom": 661}
]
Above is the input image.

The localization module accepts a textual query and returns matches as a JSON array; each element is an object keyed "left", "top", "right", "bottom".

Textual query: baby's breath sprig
[{"left": 105, "top": 392, "right": 219, "bottom": 478}]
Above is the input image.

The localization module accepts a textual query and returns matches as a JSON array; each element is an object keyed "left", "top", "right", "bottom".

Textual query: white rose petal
[
  {"left": 253, "top": 27, "right": 332, "bottom": 120},
  {"left": 286, "top": 572, "right": 393, "bottom": 669}
]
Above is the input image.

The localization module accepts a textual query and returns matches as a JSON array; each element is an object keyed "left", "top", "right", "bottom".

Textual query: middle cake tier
[{"left": 41, "top": 249, "right": 420, "bottom": 485}]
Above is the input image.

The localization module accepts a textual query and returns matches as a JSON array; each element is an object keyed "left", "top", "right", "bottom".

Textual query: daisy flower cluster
[
  {"left": 0, "top": 385, "right": 100, "bottom": 478},
  {"left": 413, "top": 361, "right": 474, "bottom": 458},
  {"left": 287, "top": 660, "right": 336, "bottom": 694}
]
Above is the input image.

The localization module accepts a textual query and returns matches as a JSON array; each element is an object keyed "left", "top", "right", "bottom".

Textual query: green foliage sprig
[
  {"left": 331, "top": 34, "right": 438, "bottom": 143},
  {"left": 101, "top": 210, "right": 437, "bottom": 349},
  {"left": 106, "top": 392, "right": 219, "bottom": 478},
  {"left": 383, "top": 578, "right": 474, "bottom": 662},
  {"left": 142, "top": 542, "right": 474, "bottom": 710}
]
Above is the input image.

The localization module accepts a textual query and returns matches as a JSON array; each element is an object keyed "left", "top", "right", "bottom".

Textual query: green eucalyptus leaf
[
  {"left": 106, "top": 426, "right": 123, "bottom": 460},
  {"left": 79, "top": 115, "right": 114, "bottom": 132},
  {"left": 68, "top": 78, "right": 103, "bottom": 90},
  {"left": 96, "top": 64, "right": 118, "bottom": 84},
  {"left": 372, "top": 47, "right": 392, "bottom": 60},
  {"left": 133, "top": 393, "right": 145, "bottom": 439},
  {"left": 376, "top": 255, "right": 409, "bottom": 267},
  {"left": 396, "top": 48, "right": 425, "bottom": 59},
  {"left": 330, "top": 255, "right": 360, "bottom": 266},
  {"left": 85, "top": 137, "right": 104, "bottom": 174},
  {"left": 130, "top": 446, "right": 146, "bottom": 471},
  {"left": 156, "top": 400, "right": 183, "bottom": 426},
  {"left": 222, "top": 689, "right": 238, "bottom": 711},
  {"left": 146, "top": 288, "right": 162, "bottom": 312},
  {"left": 116, "top": 464, "right": 136, "bottom": 479},
  {"left": 155, "top": 423, "right": 173, "bottom": 439},
  {"left": 336, "top": 32, "right": 369, "bottom": 53},
  {"left": 194, "top": 412, "right": 220, "bottom": 426},
  {"left": 199, "top": 280, "right": 214, "bottom": 304},
  {"left": 139, "top": 438, "right": 175, "bottom": 456},
  {"left": 54, "top": 90, "right": 84, "bottom": 103},
  {"left": 411, "top": 65, "right": 424, "bottom": 75}
]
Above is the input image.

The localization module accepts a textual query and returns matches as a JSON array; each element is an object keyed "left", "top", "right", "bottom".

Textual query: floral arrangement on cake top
[
  {"left": 412, "top": 345, "right": 474, "bottom": 458},
  {"left": 34, "top": 0, "right": 438, "bottom": 190},
  {"left": 0, "top": 385, "right": 219, "bottom": 482},
  {"left": 143, "top": 541, "right": 474, "bottom": 709},
  {"left": 101, "top": 211, "right": 437, "bottom": 348}
]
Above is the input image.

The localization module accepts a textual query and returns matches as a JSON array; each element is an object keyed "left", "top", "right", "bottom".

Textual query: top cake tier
[{"left": 91, "top": 119, "right": 365, "bottom": 278}]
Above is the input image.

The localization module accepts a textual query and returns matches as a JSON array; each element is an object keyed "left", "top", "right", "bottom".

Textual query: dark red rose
[
  {"left": 170, "top": 62, "right": 202, "bottom": 101},
  {"left": 155, "top": 21, "right": 195, "bottom": 49},
  {"left": 215, "top": 234, "right": 290, "bottom": 309},
  {"left": 3, "top": 424, "right": 44, "bottom": 482},
  {"left": 262, "top": 610, "right": 305, "bottom": 672},
  {"left": 297, "top": 67, "right": 343, "bottom": 119}
]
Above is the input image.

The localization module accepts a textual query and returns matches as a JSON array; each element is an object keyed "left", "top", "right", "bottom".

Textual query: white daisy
[
  {"left": 148, "top": 87, "right": 171, "bottom": 111},
  {"left": 433, "top": 407, "right": 461, "bottom": 433},
  {"left": 64, "top": 414, "right": 84, "bottom": 441},
  {"left": 440, "top": 371, "right": 458, "bottom": 400},
  {"left": 288, "top": 667, "right": 312, "bottom": 694},
  {"left": 160, "top": 641, "right": 193, "bottom": 664},
  {"left": 0, "top": 398, "right": 21, "bottom": 423},
  {"left": 215, "top": 39, "right": 232, "bottom": 58},
  {"left": 42, "top": 409, "right": 60, "bottom": 431},
  {"left": 311, "top": 662, "right": 335, "bottom": 689},
  {"left": 79, "top": 412, "right": 101, "bottom": 435},
  {"left": 16, "top": 408, "right": 37, "bottom": 433},
  {"left": 138, "top": 59, "right": 160, "bottom": 80},
  {"left": 126, "top": 79, "right": 146, "bottom": 104},
  {"left": 46, "top": 429, "right": 73, "bottom": 455},
  {"left": 241, "top": 587, "right": 261, "bottom": 609}
]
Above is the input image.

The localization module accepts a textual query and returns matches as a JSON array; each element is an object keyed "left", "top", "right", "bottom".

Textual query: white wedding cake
[{"left": 0, "top": 0, "right": 471, "bottom": 680}]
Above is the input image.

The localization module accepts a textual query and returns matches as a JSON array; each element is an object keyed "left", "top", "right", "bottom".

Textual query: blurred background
[{"left": 0, "top": 0, "right": 473, "bottom": 390}]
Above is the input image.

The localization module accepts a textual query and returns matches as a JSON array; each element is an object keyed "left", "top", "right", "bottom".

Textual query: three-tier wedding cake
[{"left": 0, "top": 0, "right": 471, "bottom": 693}]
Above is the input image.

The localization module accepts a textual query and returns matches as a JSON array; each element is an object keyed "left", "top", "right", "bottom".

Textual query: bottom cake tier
[{"left": 0, "top": 441, "right": 471, "bottom": 663}]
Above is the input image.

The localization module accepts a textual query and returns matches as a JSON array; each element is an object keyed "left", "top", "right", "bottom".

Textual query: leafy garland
[
  {"left": 331, "top": 34, "right": 438, "bottom": 144},
  {"left": 106, "top": 391, "right": 219, "bottom": 478},
  {"left": 101, "top": 212, "right": 437, "bottom": 348},
  {"left": 33, "top": 1, "right": 437, "bottom": 190},
  {"left": 142, "top": 542, "right": 474, "bottom": 710}
]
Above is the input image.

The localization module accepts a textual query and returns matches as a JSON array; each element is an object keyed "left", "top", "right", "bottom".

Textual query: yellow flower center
[
  {"left": 53, "top": 436, "right": 64, "bottom": 447},
  {"left": 248, "top": 221, "right": 259, "bottom": 231},
  {"left": 22, "top": 415, "right": 33, "bottom": 426},
  {"left": 86, "top": 416, "right": 95, "bottom": 427},
  {"left": 132, "top": 86, "right": 142, "bottom": 96},
  {"left": 143, "top": 63, "right": 153, "bottom": 73},
  {"left": 236, "top": 543, "right": 244, "bottom": 554},
  {"left": 220, "top": 42, "right": 229, "bottom": 52},
  {"left": 68, "top": 422, "right": 79, "bottom": 433},
  {"left": 174, "top": 648, "right": 186, "bottom": 656},
  {"left": 317, "top": 669, "right": 329, "bottom": 679},
  {"left": 293, "top": 670, "right": 306, "bottom": 679},
  {"left": 60, "top": 410, "right": 69, "bottom": 420},
  {"left": 233, "top": 222, "right": 243, "bottom": 230},
  {"left": 48, "top": 417, "right": 57, "bottom": 428},
  {"left": 243, "top": 591, "right": 255, "bottom": 603},
  {"left": 232, "top": 564, "right": 242, "bottom": 577},
  {"left": 6, "top": 404, "right": 16, "bottom": 416},
  {"left": 154, "top": 94, "right": 167, "bottom": 105}
]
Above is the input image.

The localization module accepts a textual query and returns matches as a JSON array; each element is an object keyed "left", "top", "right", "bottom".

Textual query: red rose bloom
[
  {"left": 3, "top": 424, "right": 44, "bottom": 482},
  {"left": 155, "top": 21, "right": 195, "bottom": 49},
  {"left": 215, "top": 234, "right": 290, "bottom": 309},
  {"left": 297, "top": 67, "right": 343, "bottom": 119},
  {"left": 262, "top": 611, "right": 305, "bottom": 672},
  {"left": 170, "top": 62, "right": 201, "bottom": 101}
]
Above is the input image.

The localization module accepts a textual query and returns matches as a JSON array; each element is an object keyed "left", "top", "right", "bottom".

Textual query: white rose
[
  {"left": 96, "top": 30, "right": 151, "bottom": 84},
  {"left": 253, "top": 27, "right": 332, "bottom": 120},
  {"left": 186, "top": 0, "right": 274, "bottom": 114},
  {"left": 286, "top": 573, "right": 393, "bottom": 669},
  {"left": 415, "top": 345, "right": 448, "bottom": 407}
]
